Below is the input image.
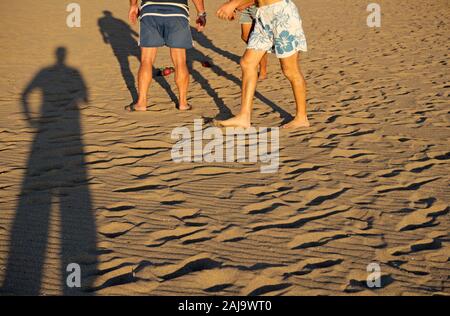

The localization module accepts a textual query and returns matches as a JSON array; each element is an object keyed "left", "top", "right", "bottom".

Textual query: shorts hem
[
  {"left": 276, "top": 47, "right": 307, "bottom": 59},
  {"left": 247, "top": 46, "right": 271, "bottom": 53}
]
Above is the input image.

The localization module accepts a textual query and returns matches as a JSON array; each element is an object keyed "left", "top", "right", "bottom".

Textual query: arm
[
  {"left": 129, "top": 0, "right": 139, "bottom": 25},
  {"left": 98, "top": 20, "right": 109, "bottom": 44},
  {"left": 192, "top": 0, "right": 207, "bottom": 32},
  {"left": 217, "top": 0, "right": 255, "bottom": 20}
]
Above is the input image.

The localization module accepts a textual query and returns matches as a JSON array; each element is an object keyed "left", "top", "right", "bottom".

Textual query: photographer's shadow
[{"left": 1, "top": 47, "right": 97, "bottom": 295}]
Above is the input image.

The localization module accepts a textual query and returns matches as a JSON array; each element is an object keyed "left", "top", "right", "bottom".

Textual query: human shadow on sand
[
  {"left": 98, "top": 10, "right": 177, "bottom": 105},
  {"left": 1, "top": 47, "right": 97, "bottom": 295}
]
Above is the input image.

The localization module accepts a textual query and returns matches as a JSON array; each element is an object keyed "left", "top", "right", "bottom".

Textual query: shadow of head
[{"left": 55, "top": 46, "right": 67, "bottom": 65}]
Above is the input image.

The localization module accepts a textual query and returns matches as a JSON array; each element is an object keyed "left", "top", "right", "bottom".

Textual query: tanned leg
[
  {"left": 215, "top": 49, "right": 266, "bottom": 128},
  {"left": 279, "top": 52, "right": 310, "bottom": 128},
  {"left": 258, "top": 53, "right": 268, "bottom": 80},
  {"left": 169, "top": 48, "right": 190, "bottom": 110},
  {"left": 241, "top": 23, "right": 267, "bottom": 80},
  {"left": 133, "top": 47, "right": 157, "bottom": 111}
]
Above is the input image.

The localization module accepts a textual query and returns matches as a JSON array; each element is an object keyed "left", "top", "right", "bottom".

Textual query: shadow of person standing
[
  {"left": 98, "top": 10, "right": 177, "bottom": 105},
  {"left": 1, "top": 47, "right": 97, "bottom": 295},
  {"left": 98, "top": 10, "right": 140, "bottom": 102}
]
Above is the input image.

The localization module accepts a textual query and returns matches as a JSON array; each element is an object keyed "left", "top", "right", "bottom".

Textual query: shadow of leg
[
  {"left": 2, "top": 150, "right": 51, "bottom": 295},
  {"left": 117, "top": 54, "right": 139, "bottom": 103}
]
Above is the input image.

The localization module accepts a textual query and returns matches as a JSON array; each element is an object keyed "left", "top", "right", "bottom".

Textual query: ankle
[
  {"left": 136, "top": 99, "right": 147, "bottom": 106},
  {"left": 295, "top": 114, "right": 308, "bottom": 121},
  {"left": 238, "top": 112, "right": 251, "bottom": 120}
]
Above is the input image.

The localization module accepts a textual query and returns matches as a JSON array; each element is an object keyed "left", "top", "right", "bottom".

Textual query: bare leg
[
  {"left": 133, "top": 47, "right": 157, "bottom": 111},
  {"left": 258, "top": 53, "right": 268, "bottom": 80},
  {"left": 241, "top": 23, "right": 268, "bottom": 80},
  {"left": 170, "top": 48, "right": 190, "bottom": 110},
  {"left": 279, "top": 52, "right": 310, "bottom": 128},
  {"left": 215, "top": 49, "right": 266, "bottom": 128}
]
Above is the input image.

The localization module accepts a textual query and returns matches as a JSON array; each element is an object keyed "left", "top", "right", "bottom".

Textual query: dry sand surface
[{"left": 0, "top": 0, "right": 449, "bottom": 295}]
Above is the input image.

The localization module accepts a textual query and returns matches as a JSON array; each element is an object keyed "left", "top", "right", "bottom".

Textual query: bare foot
[
  {"left": 214, "top": 115, "right": 251, "bottom": 129},
  {"left": 178, "top": 104, "right": 192, "bottom": 111},
  {"left": 125, "top": 103, "right": 147, "bottom": 112},
  {"left": 282, "top": 117, "right": 310, "bottom": 129},
  {"left": 258, "top": 72, "right": 267, "bottom": 80}
]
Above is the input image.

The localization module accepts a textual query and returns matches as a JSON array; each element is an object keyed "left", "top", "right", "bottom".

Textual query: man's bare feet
[
  {"left": 282, "top": 117, "right": 310, "bottom": 129},
  {"left": 214, "top": 114, "right": 251, "bottom": 129},
  {"left": 125, "top": 103, "right": 147, "bottom": 112},
  {"left": 178, "top": 104, "right": 192, "bottom": 111}
]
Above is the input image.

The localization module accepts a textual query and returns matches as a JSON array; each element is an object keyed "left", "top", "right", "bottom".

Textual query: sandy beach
[{"left": 0, "top": 0, "right": 449, "bottom": 295}]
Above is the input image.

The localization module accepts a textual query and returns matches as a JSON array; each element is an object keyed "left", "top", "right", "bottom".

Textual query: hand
[
  {"left": 216, "top": 2, "right": 237, "bottom": 21},
  {"left": 128, "top": 4, "right": 139, "bottom": 25},
  {"left": 196, "top": 13, "right": 207, "bottom": 32}
]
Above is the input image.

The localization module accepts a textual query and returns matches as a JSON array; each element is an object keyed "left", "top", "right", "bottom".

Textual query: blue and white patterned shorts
[{"left": 248, "top": 0, "right": 307, "bottom": 58}]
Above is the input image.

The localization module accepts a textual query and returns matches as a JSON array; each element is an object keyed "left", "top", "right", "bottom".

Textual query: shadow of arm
[
  {"left": 21, "top": 73, "right": 42, "bottom": 127},
  {"left": 98, "top": 19, "right": 109, "bottom": 44}
]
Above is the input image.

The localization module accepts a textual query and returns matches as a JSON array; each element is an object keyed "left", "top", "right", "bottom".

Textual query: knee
[
  {"left": 140, "top": 60, "right": 152, "bottom": 70},
  {"left": 240, "top": 57, "right": 257, "bottom": 71},
  {"left": 140, "top": 55, "right": 153, "bottom": 67},
  {"left": 282, "top": 67, "right": 304, "bottom": 84}
]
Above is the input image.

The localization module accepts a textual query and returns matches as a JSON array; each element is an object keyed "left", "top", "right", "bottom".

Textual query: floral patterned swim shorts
[{"left": 247, "top": 0, "right": 307, "bottom": 58}]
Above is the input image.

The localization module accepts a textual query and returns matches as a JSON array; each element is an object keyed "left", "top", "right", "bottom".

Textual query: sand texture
[{"left": 0, "top": 0, "right": 449, "bottom": 295}]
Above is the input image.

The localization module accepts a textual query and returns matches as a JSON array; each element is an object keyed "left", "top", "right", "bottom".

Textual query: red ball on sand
[
  {"left": 201, "top": 61, "right": 212, "bottom": 68},
  {"left": 156, "top": 67, "right": 175, "bottom": 76}
]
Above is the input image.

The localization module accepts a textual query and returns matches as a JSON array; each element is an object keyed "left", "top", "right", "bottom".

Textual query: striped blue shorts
[{"left": 139, "top": 4, "right": 193, "bottom": 49}]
